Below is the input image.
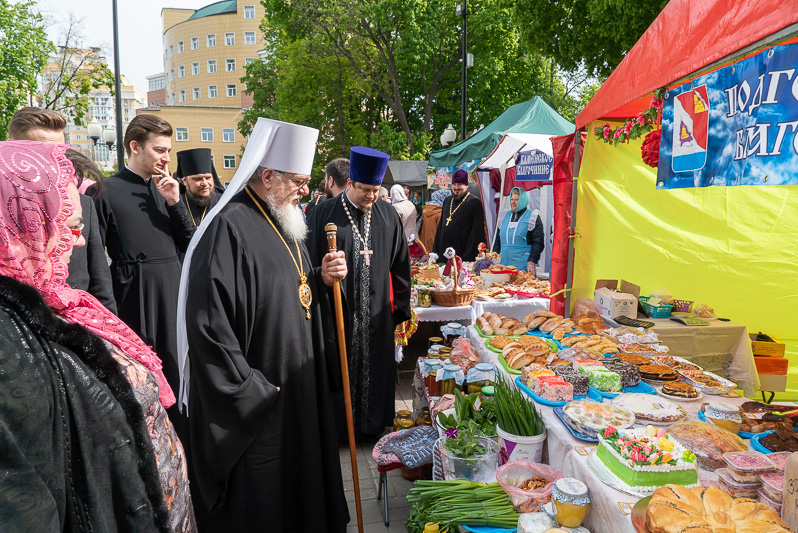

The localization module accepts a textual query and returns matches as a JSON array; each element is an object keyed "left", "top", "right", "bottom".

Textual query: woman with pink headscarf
[{"left": 0, "top": 141, "right": 194, "bottom": 532}]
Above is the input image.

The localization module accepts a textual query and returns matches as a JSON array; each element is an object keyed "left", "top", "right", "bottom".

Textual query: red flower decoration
[{"left": 641, "top": 129, "right": 661, "bottom": 168}]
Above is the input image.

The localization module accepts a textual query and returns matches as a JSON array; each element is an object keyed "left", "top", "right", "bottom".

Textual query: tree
[
  {"left": 38, "top": 16, "right": 116, "bottom": 127},
  {"left": 512, "top": 0, "right": 667, "bottom": 78},
  {"left": 0, "top": 0, "right": 52, "bottom": 139}
]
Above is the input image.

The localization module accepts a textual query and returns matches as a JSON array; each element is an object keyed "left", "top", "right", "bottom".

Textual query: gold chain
[
  {"left": 184, "top": 192, "right": 208, "bottom": 228},
  {"left": 245, "top": 187, "right": 311, "bottom": 318},
  {"left": 446, "top": 191, "right": 470, "bottom": 226}
]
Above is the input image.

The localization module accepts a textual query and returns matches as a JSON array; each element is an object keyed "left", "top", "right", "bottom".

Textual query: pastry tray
[
  {"left": 476, "top": 323, "right": 522, "bottom": 338},
  {"left": 516, "top": 376, "right": 602, "bottom": 406},
  {"left": 495, "top": 350, "right": 521, "bottom": 375},
  {"left": 589, "top": 380, "right": 657, "bottom": 399},
  {"left": 553, "top": 406, "right": 599, "bottom": 442},
  {"left": 679, "top": 369, "right": 736, "bottom": 394},
  {"left": 649, "top": 355, "right": 703, "bottom": 374}
]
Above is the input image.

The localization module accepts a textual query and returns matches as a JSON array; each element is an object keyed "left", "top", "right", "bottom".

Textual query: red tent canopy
[{"left": 576, "top": 0, "right": 798, "bottom": 128}]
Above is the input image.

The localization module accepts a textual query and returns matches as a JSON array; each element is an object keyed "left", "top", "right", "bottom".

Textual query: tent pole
[
  {"left": 490, "top": 166, "right": 506, "bottom": 250},
  {"left": 564, "top": 128, "right": 582, "bottom": 318}
]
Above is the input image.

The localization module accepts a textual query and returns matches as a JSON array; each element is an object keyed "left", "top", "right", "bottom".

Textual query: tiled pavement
[{"left": 340, "top": 322, "right": 444, "bottom": 532}]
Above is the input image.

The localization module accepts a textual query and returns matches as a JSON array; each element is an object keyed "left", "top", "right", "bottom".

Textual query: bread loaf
[
  {"left": 540, "top": 317, "right": 563, "bottom": 334},
  {"left": 527, "top": 316, "right": 547, "bottom": 330},
  {"left": 534, "top": 309, "right": 556, "bottom": 318}
]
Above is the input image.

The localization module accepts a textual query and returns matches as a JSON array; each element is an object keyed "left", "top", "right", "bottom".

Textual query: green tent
[{"left": 428, "top": 96, "right": 574, "bottom": 167}]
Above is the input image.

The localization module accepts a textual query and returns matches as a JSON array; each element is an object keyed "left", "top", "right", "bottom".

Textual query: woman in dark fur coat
[{"left": 0, "top": 140, "right": 195, "bottom": 532}]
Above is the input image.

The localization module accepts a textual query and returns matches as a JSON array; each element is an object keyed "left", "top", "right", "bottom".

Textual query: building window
[
  {"left": 178, "top": 65, "right": 185, "bottom": 78},
  {"left": 207, "top": 60, "right": 217, "bottom": 73},
  {"left": 169, "top": 44, "right": 174, "bottom": 57},
  {"left": 179, "top": 89, "right": 186, "bottom": 102},
  {"left": 192, "top": 87, "right": 200, "bottom": 100},
  {"left": 192, "top": 62, "right": 199, "bottom": 75},
  {"left": 170, "top": 69, "right": 174, "bottom": 81},
  {"left": 223, "top": 155, "right": 236, "bottom": 169},
  {"left": 208, "top": 85, "right": 217, "bottom": 98},
  {"left": 244, "top": 5, "right": 255, "bottom": 18},
  {"left": 225, "top": 58, "right": 236, "bottom": 72},
  {"left": 191, "top": 36, "right": 199, "bottom": 50},
  {"left": 170, "top": 93, "right": 175, "bottom": 104},
  {"left": 246, "top": 57, "right": 256, "bottom": 65},
  {"left": 226, "top": 84, "right": 237, "bottom": 97},
  {"left": 223, "top": 128, "right": 235, "bottom": 142},
  {"left": 201, "top": 128, "right": 214, "bottom": 142},
  {"left": 207, "top": 34, "right": 216, "bottom": 47},
  {"left": 225, "top": 32, "right": 235, "bottom": 46},
  {"left": 176, "top": 127, "right": 188, "bottom": 141},
  {"left": 244, "top": 31, "right": 256, "bottom": 45},
  {"left": 177, "top": 40, "right": 184, "bottom": 53}
]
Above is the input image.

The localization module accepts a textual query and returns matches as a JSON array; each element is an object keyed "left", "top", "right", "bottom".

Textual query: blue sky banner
[
  {"left": 515, "top": 149, "right": 553, "bottom": 181},
  {"left": 427, "top": 158, "right": 481, "bottom": 188},
  {"left": 657, "top": 42, "right": 798, "bottom": 189}
]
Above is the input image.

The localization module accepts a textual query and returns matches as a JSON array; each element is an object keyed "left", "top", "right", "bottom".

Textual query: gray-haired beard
[{"left": 264, "top": 193, "right": 308, "bottom": 241}]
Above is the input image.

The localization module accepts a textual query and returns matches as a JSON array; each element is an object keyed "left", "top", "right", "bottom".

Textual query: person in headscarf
[
  {"left": 492, "top": 186, "right": 544, "bottom": 272},
  {"left": 432, "top": 169, "right": 486, "bottom": 261},
  {"left": 418, "top": 188, "right": 450, "bottom": 251},
  {"left": 390, "top": 183, "right": 417, "bottom": 239},
  {"left": 0, "top": 140, "right": 194, "bottom": 532}
]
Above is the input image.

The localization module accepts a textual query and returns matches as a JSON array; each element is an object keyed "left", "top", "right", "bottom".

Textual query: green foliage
[
  {"left": 39, "top": 19, "right": 117, "bottom": 127},
  {"left": 442, "top": 419, "right": 486, "bottom": 459},
  {"left": 0, "top": 0, "right": 53, "bottom": 140},
  {"left": 513, "top": 0, "right": 667, "bottom": 77}
]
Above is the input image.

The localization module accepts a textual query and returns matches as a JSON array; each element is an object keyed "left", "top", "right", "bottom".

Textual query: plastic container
[
  {"left": 722, "top": 451, "right": 777, "bottom": 483},
  {"left": 639, "top": 296, "right": 673, "bottom": 318},
  {"left": 551, "top": 478, "right": 590, "bottom": 528},
  {"left": 716, "top": 468, "right": 761, "bottom": 498},
  {"left": 705, "top": 402, "right": 743, "bottom": 434},
  {"left": 497, "top": 426, "right": 547, "bottom": 465},
  {"left": 760, "top": 472, "right": 784, "bottom": 504},
  {"left": 440, "top": 436, "right": 499, "bottom": 482},
  {"left": 767, "top": 451, "right": 792, "bottom": 474},
  {"left": 758, "top": 487, "right": 783, "bottom": 513}
]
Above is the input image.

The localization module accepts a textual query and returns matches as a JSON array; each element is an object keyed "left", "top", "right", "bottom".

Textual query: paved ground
[{"left": 340, "top": 321, "right": 444, "bottom": 532}]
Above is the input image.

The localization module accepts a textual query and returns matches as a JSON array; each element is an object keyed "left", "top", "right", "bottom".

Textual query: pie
[
  {"left": 638, "top": 364, "right": 678, "bottom": 381},
  {"left": 661, "top": 381, "right": 698, "bottom": 398},
  {"left": 610, "top": 393, "right": 687, "bottom": 424},
  {"left": 617, "top": 353, "right": 652, "bottom": 366}
]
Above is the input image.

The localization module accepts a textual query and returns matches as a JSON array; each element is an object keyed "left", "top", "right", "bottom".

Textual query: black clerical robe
[
  {"left": 185, "top": 190, "right": 348, "bottom": 532},
  {"left": 303, "top": 193, "right": 326, "bottom": 218},
  {"left": 432, "top": 193, "right": 486, "bottom": 261},
  {"left": 307, "top": 193, "right": 411, "bottom": 437},
  {"left": 90, "top": 167, "right": 194, "bottom": 395}
]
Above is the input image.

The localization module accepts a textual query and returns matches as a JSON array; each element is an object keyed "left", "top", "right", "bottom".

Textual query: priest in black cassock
[
  {"left": 432, "top": 168, "right": 486, "bottom": 261},
  {"left": 174, "top": 147, "right": 225, "bottom": 230},
  {"left": 178, "top": 118, "right": 349, "bottom": 532},
  {"left": 89, "top": 114, "right": 194, "bottom": 417},
  {"left": 307, "top": 146, "right": 412, "bottom": 440}
]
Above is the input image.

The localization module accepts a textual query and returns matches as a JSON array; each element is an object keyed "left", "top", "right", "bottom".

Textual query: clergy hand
[
  {"left": 321, "top": 251, "right": 347, "bottom": 286},
  {"left": 153, "top": 170, "right": 180, "bottom": 206}
]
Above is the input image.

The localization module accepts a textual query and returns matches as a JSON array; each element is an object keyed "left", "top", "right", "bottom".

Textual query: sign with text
[
  {"left": 515, "top": 149, "right": 553, "bottom": 181},
  {"left": 657, "top": 42, "right": 798, "bottom": 188},
  {"left": 427, "top": 158, "right": 481, "bottom": 189}
]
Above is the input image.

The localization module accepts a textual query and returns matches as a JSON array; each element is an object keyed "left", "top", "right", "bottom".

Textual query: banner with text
[
  {"left": 657, "top": 42, "right": 798, "bottom": 189},
  {"left": 427, "top": 158, "right": 481, "bottom": 189},
  {"left": 515, "top": 149, "right": 553, "bottom": 181}
]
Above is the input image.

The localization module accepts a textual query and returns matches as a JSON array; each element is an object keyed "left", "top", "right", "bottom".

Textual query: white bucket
[{"left": 496, "top": 426, "right": 546, "bottom": 465}]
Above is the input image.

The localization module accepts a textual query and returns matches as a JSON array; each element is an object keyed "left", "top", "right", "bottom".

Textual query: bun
[
  {"left": 534, "top": 310, "right": 556, "bottom": 318},
  {"left": 488, "top": 316, "right": 502, "bottom": 329},
  {"left": 540, "top": 317, "right": 564, "bottom": 334},
  {"left": 510, "top": 325, "right": 528, "bottom": 335}
]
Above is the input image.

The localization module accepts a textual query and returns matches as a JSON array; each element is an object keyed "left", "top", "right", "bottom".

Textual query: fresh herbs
[
  {"left": 442, "top": 419, "right": 486, "bottom": 459},
  {"left": 405, "top": 480, "right": 519, "bottom": 533},
  {"left": 494, "top": 373, "right": 545, "bottom": 437},
  {"left": 438, "top": 391, "right": 497, "bottom": 439}
]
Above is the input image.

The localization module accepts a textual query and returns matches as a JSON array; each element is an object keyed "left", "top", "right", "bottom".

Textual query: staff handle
[{"left": 325, "top": 223, "right": 364, "bottom": 533}]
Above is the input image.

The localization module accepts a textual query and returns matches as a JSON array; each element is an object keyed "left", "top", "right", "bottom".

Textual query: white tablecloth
[
  {"left": 649, "top": 318, "right": 760, "bottom": 397},
  {"left": 472, "top": 297, "right": 550, "bottom": 322},
  {"left": 414, "top": 303, "right": 473, "bottom": 323}
]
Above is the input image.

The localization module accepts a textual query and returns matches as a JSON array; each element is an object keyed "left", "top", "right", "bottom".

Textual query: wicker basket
[{"left": 431, "top": 287, "right": 474, "bottom": 307}]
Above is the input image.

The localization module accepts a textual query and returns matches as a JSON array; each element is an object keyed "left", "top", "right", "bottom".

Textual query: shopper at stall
[
  {"left": 492, "top": 186, "right": 544, "bottom": 272},
  {"left": 179, "top": 118, "right": 349, "bottom": 532},
  {"left": 390, "top": 184, "right": 418, "bottom": 239},
  {"left": 432, "top": 169, "right": 486, "bottom": 261},
  {"left": 418, "top": 188, "right": 450, "bottom": 251},
  {"left": 0, "top": 140, "right": 194, "bottom": 532},
  {"left": 307, "top": 146, "right": 411, "bottom": 441}
]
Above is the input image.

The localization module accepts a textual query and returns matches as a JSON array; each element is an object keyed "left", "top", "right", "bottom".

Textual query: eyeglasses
[
  {"left": 70, "top": 223, "right": 84, "bottom": 243},
  {"left": 276, "top": 170, "right": 311, "bottom": 189}
]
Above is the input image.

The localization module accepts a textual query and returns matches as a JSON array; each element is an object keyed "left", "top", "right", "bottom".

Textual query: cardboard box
[
  {"left": 594, "top": 279, "right": 640, "bottom": 319},
  {"left": 759, "top": 374, "right": 788, "bottom": 392},
  {"left": 749, "top": 333, "right": 786, "bottom": 357},
  {"left": 754, "top": 355, "right": 789, "bottom": 375}
]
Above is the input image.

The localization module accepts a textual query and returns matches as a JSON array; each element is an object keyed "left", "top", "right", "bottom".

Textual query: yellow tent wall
[{"left": 572, "top": 123, "right": 798, "bottom": 398}]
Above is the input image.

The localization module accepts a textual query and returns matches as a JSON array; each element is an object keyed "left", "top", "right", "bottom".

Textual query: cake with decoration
[{"left": 595, "top": 426, "right": 698, "bottom": 494}]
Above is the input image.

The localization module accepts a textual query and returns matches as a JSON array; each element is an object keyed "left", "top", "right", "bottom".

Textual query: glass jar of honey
[
  {"left": 428, "top": 337, "right": 444, "bottom": 349},
  {"left": 551, "top": 478, "right": 590, "bottom": 528},
  {"left": 393, "top": 410, "right": 413, "bottom": 432},
  {"left": 415, "top": 407, "right": 431, "bottom": 426}
]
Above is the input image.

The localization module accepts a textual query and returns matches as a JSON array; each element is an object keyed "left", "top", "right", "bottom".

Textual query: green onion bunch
[{"left": 494, "top": 373, "right": 545, "bottom": 437}]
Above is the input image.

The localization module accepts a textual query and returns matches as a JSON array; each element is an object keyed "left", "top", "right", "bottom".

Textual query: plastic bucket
[{"left": 496, "top": 426, "right": 546, "bottom": 465}]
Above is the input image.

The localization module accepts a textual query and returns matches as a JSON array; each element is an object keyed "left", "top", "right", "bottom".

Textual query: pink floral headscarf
[{"left": 0, "top": 141, "right": 175, "bottom": 408}]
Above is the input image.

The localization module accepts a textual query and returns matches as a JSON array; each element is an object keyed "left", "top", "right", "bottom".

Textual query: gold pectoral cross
[
  {"left": 446, "top": 216, "right": 452, "bottom": 225},
  {"left": 360, "top": 248, "right": 373, "bottom": 266}
]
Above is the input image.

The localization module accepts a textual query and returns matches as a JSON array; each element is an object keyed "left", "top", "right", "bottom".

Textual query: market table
[
  {"left": 414, "top": 303, "right": 473, "bottom": 324},
  {"left": 471, "top": 296, "right": 550, "bottom": 322},
  {"left": 648, "top": 318, "right": 760, "bottom": 397}
]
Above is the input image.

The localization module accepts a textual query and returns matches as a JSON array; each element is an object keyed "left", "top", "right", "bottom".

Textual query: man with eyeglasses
[{"left": 306, "top": 146, "right": 411, "bottom": 442}]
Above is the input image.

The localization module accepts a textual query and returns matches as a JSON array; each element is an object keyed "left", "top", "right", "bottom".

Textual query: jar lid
[
  {"left": 475, "top": 363, "right": 494, "bottom": 371},
  {"left": 397, "top": 410, "right": 412, "bottom": 417},
  {"left": 439, "top": 347, "right": 453, "bottom": 354},
  {"left": 443, "top": 364, "right": 461, "bottom": 371},
  {"left": 552, "top": 478, "right": 590, "bottom": 505},
  {"left": 429, "top": 337, "right": 444, "bottom": 342},
  {"left": 424, "top": 358, "right": 442, "bottom": 368},
  {"left": 430, "top": 344, "right": 445, "bottom": 351},
  {"left": 446, "top": 322, "right": 464, "bottom": 330},
  {"left": 399, "top": 420, "right": 415, "bottom": 428},
  {"left": 481, "top": 385, "right": 495, "bottom": 395}
]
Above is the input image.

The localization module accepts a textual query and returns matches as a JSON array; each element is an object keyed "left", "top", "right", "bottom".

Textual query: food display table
[
  {"left": 412, "top": 296, "right": 551, "bottom": 325},
  {"left": 648, "top": 318, "right": 760, "bottom": 397},
  {"left": 414, "top": 303, "right": 473, "bottom": 323}
]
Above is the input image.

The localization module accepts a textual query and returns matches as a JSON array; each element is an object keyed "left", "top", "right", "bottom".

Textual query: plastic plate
[
  {"left": 515, "top": 376, "right": 602, "bottom": 406},
  {"left": 553, "top": 406, "right": 599, "bottom": 442},
  {"left": 496, "top": 351, "right": 521, "bottom": 375},
  {"left": 588, "top": 380, "right": 657, "bottom": 399},
  {"left": 750, "top": 430, "right": 776, "bottom": 454}
]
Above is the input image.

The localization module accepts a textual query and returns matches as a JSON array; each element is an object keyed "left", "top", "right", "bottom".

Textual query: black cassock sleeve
[
  {"left": 463, "top": 200, "right": 486, "bottom": 261},
  {"left": 387, "top": 207, "right": 412, "bottom": 325},
  {"left": 165, "top": 200, "right": 195, "bottom": 253},
  {"left": 528, "top": 215, "right": 544, "bottom": 264},
  {"left": 185, "top": 216, "right": 278, "bottom": 507},
  {"left": 84, "top": 198, "right": 117, "bottom": 313}
]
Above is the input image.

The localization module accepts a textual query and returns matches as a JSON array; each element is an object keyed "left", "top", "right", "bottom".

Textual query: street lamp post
[
  {"left": 112, "top": 0, "right": 124, "bottom": 169},
  {"left": 103, "top": 127, "right": 117, "bottom": 170},
  {"left": 87, "top": 121, "right": 102, "bottom": 163},
  {"left": 456, "top": 0, "right": 468, "bottom": 141},
  {"left": 440, "top": 124, "right": 457, "bottom": 147}
]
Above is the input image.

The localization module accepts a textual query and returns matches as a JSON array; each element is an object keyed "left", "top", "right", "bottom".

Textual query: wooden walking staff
[{"left": 325, "top": 223, "right": 364, "bottom": 533}]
